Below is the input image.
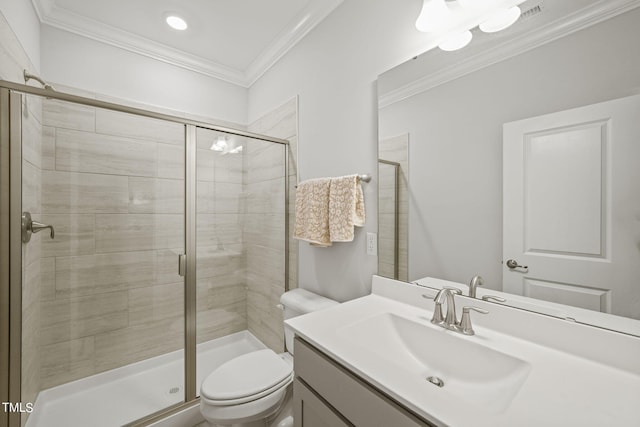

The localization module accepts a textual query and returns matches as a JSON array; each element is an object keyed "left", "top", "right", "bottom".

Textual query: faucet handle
[
  {"left": 481, "top": 295, "right": 507, "bottom": 303},
  {"left": 459, "top": 306, "right": 489, "bottom": 336},
  {"left": 424, "top": 294, "right": 444, "bottom": 324}
]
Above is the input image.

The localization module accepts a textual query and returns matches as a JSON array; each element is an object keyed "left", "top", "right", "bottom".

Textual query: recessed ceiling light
[{"left": 166, "top": 15, "right": 188, "bottom": 31}]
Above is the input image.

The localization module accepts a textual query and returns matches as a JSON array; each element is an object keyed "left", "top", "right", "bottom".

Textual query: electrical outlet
[{"left": 366, "top": 232, "right": 377, "bottom": 256}]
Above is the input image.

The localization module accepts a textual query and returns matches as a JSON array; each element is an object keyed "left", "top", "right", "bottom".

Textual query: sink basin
[{"left": 338, "top": 313, "right": 531, "bottom": 414}]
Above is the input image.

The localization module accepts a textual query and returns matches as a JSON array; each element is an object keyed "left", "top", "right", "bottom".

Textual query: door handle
[
  {"left": 178, "top": 254, "right": 186, "bottom": 277},
  {"left": 505, "top": 259, "right": 528, "bottom": 270},
  {"left": 22, "top": 212, "right": 55, "bottom": 243}
]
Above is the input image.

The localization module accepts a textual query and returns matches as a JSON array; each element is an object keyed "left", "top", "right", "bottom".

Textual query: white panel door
[{"left": 503, "top": 94, "right": 640, "bottom": 319}]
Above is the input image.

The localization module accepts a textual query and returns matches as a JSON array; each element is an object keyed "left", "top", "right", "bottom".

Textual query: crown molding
[
  {"left": 379, "top": 0, "right": 640, "bottom": 109},
  {"left": 30, "top": 0, "right": 343, "bottom": 88},
  {"left": 245, "top": 0, "right": 343, "bottom": 86}
]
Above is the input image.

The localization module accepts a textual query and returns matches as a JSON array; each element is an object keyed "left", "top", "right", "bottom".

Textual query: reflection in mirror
[
  {"left": 377, "top": 2, "right": 640, "bottom": 334},
  {"left": 378, "top": 135, "right": 409, "bottom": 281}
]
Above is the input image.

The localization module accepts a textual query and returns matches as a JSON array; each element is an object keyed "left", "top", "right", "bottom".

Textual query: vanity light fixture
[
  {"left": 479, "top": 6, "right": 521, "bottom": 33},
  {"left": 438, "top": 30, "right": 473, "bottom": 51},
  {"left": 415, "top": 0, "right": 452, "bottom": 33},
  {"left": 416, "top": 0, "right": 523, "bottom": 51},
  {"left": 166, "top": 15, "right": 188, "bottom": 31}
]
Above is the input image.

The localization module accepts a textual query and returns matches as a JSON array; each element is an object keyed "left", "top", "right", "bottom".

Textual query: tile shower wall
[
  {"left": 38, "top": 99, "right": 188, "bottom": 387},
  {"left": 246, "top": 97, "right": 298, "bottom": 351},
  {"left": 0, "top": 11, "right": 43, "bottom": 425},
  {"left": 196, "top": 127, "right": 247, "bottom": 344},
  {"left": 379, "top": 134, "right": 408, "bottom": 282}
]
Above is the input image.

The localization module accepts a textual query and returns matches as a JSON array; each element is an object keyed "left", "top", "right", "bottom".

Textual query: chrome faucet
[
  {"left": 431, "top": 287, "right": 462, "bottom": 331},
  {"left": 468, "top": 275, "right": 507, "bottom": 303},
  {"left": 428, "top": 287, "right": 489, "bottom": 335},
  {"left": 469, "top": 275, "right": 484, "bottom": 298}
]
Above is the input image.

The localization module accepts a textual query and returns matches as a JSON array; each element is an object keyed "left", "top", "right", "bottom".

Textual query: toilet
[{"left": 200, "top": 288, "right": 338, "bottom": 427}]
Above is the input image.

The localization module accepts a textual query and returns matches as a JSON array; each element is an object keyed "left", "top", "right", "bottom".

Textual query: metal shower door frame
[{"left": 0, "top": 80, "right": 290, "bottom": 427}]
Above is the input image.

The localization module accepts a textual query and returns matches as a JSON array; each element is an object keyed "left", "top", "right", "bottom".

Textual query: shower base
[{"left": 26, "top": 331, "right": 266, "bottom": 427}]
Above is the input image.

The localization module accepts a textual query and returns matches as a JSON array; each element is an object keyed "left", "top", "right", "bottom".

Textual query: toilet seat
[{"left": 201, "top": 349, "right": 293, "bottom": 405}]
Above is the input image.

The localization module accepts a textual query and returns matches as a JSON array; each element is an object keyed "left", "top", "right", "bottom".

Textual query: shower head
[{"left": 23, "top": 70, "right": 55, "bottom": 91}]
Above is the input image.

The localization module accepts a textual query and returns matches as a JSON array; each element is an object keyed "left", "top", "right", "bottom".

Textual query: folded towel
[
  {"left": 293, "top": 178, "right": 332, "bottom": 247},
  {"left": 328, "top": 175, "right": 366, "bottom": 242}
]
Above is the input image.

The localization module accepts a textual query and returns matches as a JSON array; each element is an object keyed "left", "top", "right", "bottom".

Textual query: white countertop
[{"left": 286, "top": 277, "right": 640, "bottom": 426}]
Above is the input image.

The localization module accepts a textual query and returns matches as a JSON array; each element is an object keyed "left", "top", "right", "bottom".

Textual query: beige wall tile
[
  {"left": 197, "top": 181, "right": 215, "bottom": 213},
  {"left": 196, "top": 303, "right": 246, "bottom": 344},
  {"left": 128, "top": 177, "right": 184, "bottom": 214},
  {"left": 157, "top": 142, "right": 184, "bottom": 179},
  {"left": 40, "top": 337, "right": 95, "bottom": 389},
  {"left": 196, "top": 148, "right": 215, "bottom": 182},
  {"left": 95, "top": 108, "right": 184, "bottom": 145},
  {"left": 95, "top": 214, "right": 182, "bottom": 253},
  {"left": 40, "top": 214, "right": 95, "bottom": 257},
  {"left": 197, "top": 245, "right": 244, "bottom": 280},
  {"left": 245, "top": 179, "right": 285, "bottom": 214},
  {"left": 41, "top": 126, "right": 56, "bottom": 170},
  {"left": 55, "top": 251, "right": 158, "bottom": 297},
  {"left": 214, "top": 152, "right": 243, "bottom": 184},
  {"left": 214, "top": 182, "right": 242, "bottom": 214},
  {"left": 245, "top": 143, "right": 285, "bottom": 183},
  {"left": 22, "top": 160, "right": 41, "bottom": 214},
  {"left": 129, "top": 282, "right": 183, "bottom": 325},
  {"left": 41, "top": 291, "right": 128, "bottom": 345},
  {"left": 40, "top": 257, "right": 56, "bottom": 301},
  {"left": 42, "top": 170, "right": 129, "bottom": 214},
  {"left": 94, "top": 316, "right": 183, "bottom": 372},
  {"left": 43, "top": 99, "right": 95, "bottom": 132},
  {"left": 247, "top": 245, "right": 284, "bottom": 285},
  {"left": 22, "top": 105, "right": 42, "bottom": 169},
  {"left": 247, "top": 97, "right": 297, "bottom": 140},
  {"left": 56, "top": 129, "right": 157, "bottom": 177}
]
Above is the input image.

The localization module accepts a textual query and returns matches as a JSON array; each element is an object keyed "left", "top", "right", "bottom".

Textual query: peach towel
[
  {"left": 293, "top": 175, "right": 365, "bottom": 246},
  {"left": 293, "top": 178, "right": 332, "bottom": 246}
]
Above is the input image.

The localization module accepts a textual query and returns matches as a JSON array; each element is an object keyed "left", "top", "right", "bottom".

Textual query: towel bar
[{"left": 295, "top": 174, "right": 371, "bottom": 188}]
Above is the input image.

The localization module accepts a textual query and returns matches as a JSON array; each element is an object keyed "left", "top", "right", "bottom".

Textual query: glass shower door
[{"left": 18, "top": 92, "right": 186, "bottom": 427}]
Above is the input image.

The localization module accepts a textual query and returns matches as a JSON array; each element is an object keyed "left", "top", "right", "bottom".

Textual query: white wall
[
  {"left": 248, "top": 0, "right": 433, "bottom": 302},
  {"left": 40, "top": 25, "right": 248, "bottom": 124},
  {"left": 0, "top": 0, "right": 40, "bottom": 71},
  {"left": 379, "top": 8, "right": 640, "bottom": 289}
]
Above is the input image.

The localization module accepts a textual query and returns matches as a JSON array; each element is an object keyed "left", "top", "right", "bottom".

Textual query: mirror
[{"left": 377, "top": 1, "right": 640, "bottom": 334}]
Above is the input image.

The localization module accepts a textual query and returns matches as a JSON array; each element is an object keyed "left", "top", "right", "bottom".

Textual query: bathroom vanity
[{"left": 286, "top": 276, "right": 640, "bottom": 427}]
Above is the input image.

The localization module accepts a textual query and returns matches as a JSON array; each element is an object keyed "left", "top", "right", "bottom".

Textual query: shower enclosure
[{"left": 0, "top": 80, "right": 289, "bottom": 427}]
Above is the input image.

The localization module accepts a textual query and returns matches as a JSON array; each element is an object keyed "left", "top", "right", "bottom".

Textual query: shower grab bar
[{"left": 21, "top": 212, "right": 54, "bottom": 243}]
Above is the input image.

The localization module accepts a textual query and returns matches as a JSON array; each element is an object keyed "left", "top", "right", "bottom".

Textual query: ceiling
[{"left": 31, "top": 0, "right": 344, "bottom": 87}]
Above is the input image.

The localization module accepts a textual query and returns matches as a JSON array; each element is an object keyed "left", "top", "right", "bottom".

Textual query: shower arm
[{"left": 23, "top": 70, "right": 55, "bottom": 91}]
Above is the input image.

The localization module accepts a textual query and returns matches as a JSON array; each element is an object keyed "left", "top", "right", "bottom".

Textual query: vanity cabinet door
[
  {"left": 293, "top": 378, "right": 353, "bottom": 427},
  {"left": 294, "top": 337, "right": 435, "bottom": 427}
]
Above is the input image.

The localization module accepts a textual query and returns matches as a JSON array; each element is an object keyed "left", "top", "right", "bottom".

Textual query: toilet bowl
[{"left": 200, "top": 289, "right": 338, "bottom": 427}]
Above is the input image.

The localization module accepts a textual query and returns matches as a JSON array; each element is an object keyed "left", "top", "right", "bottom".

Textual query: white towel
[
  {"left": 293, "top": 178, "right": 332, "bottom": 247},
  {"left": 328, "top": 175, "right": 365, "bottom": 242}
]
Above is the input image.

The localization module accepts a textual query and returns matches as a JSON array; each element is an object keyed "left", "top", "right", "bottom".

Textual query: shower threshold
[{"left": 26, "top": 331, "right": 266, "bottom": 427}]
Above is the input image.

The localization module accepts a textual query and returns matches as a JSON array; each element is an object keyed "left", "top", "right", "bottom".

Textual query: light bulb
[
  {"left": 415, "top": 0, "right": 452, "bottom": 33},
  {"left": 479, "top": 6, "right": 521, "bottom": 33},
  {"left": 438, "top": 30, "right": 473, "bottom": 51}
]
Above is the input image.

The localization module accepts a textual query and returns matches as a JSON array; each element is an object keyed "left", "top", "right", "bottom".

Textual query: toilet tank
[{"left": 280, "top": 288, "right": 338, "bottom": 354}]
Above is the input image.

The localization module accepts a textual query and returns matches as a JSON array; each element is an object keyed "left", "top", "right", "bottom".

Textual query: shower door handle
[
  {"left": 178, "top": 254, "right": 186, "bottom": 277},
  {"left": 22, "top": 212, "right": 55, "bottom": 243}
]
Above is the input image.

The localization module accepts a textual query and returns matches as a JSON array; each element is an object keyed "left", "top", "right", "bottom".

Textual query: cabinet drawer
[
  {"left": 294, "top": 378, "right": 353, "bottom": 427},
  {"left": 294, "top": 337, "right": 434, "bottom": 427}
]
